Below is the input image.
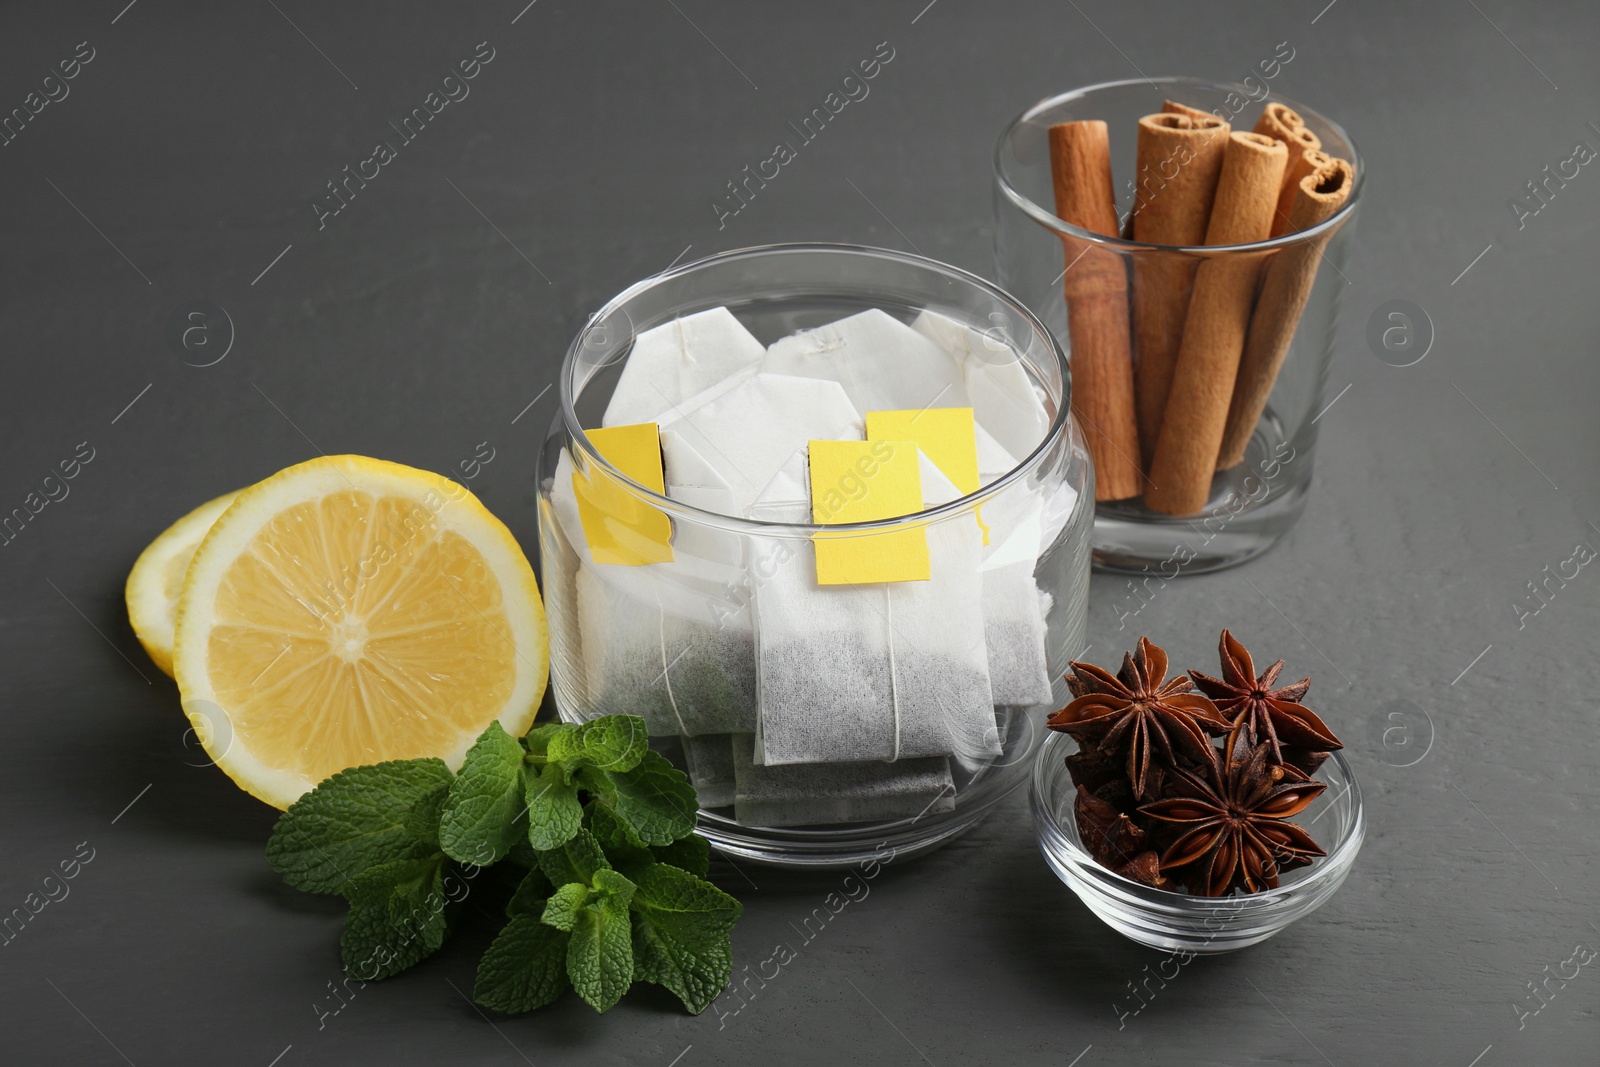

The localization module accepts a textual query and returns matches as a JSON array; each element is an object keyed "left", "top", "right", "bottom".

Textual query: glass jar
[
  {"left": 994, "top": 77, "right": 1363, "bottom": 573},
  {"left": 537, "top": 244, "right": 1093, "bottom": 867}
]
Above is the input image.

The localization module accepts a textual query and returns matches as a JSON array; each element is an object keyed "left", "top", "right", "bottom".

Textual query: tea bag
[
  {"left": 650, "top": 734, "right": 687, "bottom": 764},
  {"left": 658, "top": 372, "right": 863, "bottom": 514},
  {"left": 749, "top": 448, "right": 999, "bottom": 765},
  {"left": 682, "top": 733, "right": 736, "bottom": 809},
  {"left": 764, "top": 309, "right": 971, "bottom": 416},
  {"left": 972, "top": 427, "right": 1056, "bottom": 707},
  {"left": 731, "top": 734, "right": 955, "bottom": 827},
  {"left": 550, "top": 449, "right": 757, "bottom": 736},
  {"left": 910, "top": 308, "right": 1051, "bottom": 462},
  {"left": 602, "top": 306, "right": 766, "bottom": 428},
  {"left": 573, "top": 568, "right": 757, "bottom": 736},
  {"left": 537, "top": 493, "right": 588, "bottom": 710},
  {"left": 660, "top": 429, "right": 743, "bottom": 570}
]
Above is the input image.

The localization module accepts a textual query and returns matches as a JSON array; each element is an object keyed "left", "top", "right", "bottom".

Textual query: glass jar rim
[
  {"left": 992, "top": 75, "right": 1365, "bottom": 256},
  {"left": 558, "top": 242, "right": 1076, "bottom": 536},
  {"left": 1030, "top": 729, "right": 1366, "bottom": 905}
]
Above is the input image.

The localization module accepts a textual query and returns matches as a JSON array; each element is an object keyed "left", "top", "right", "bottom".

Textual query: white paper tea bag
[
  {"left": 573, "top": 567, "right": 757, "bottom": 737},
  {"left": 972, "top": 427, "right": 1056, "bottom": 707},
  {"left": 537, "top": 492, "right": 588, "bottom": 710},
  {"left": 731, "top": 734, "right": 955, "bottom": 827},
  {"left": 550, "top": 449, "right": 757, "bottom": 736},
  {"left": 749, "top": 448, "right": 999, "bottom": 765},
  {"left": 910, "top": 308, "right": 1051, "bottom": 462},
  {"left": 660, "top": 429, "right": 743, "bottom": 571},
  {"left": 764, "top": 309, "right": 971, "bottom": 417},
  {"left": 658, "top": 372, "right": 863, "bottom": 515},
  {"left": 681, "top": 733, "right": 736, "bottom": 809},
  {"left": 602, "top": 306, "right": 766, "bottom": 428}
]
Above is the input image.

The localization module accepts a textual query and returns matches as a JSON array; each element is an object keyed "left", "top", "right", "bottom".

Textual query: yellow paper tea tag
[
  {"left": 808, "top": 439, "right": 929, "bottom": 585},
  {"left": 865, "top": 408, "right": 980, "bottom": 493},
  {"left": 866, "top": 406, "right": 987, "bottom": 543},
  {"left": 574, "top": 423, "right": 674, "bottom": 566}
]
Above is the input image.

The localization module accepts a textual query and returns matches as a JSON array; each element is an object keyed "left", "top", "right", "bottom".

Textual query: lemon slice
[
  {"left": 174, "top": 455, "right": 548, "bottom": 809},
  {"left": 126, "top": 490, "right": 241, "bottom": 677}
]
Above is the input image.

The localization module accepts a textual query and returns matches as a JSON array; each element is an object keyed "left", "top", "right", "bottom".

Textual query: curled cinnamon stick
[
  {"left": 1162, "top": 99, "right": 1218, "bottom": 123},
  {"left": 1254, "top": 102, "right": 1320, "bottom": 155},
  {"left": 1145, "top": 131, "right": 1287, "bottom": 515},
  {"left": 1217, "top": 158, "right": 1354, "bottom": 469},
  {"left": 1048, "top": 120, "right": 1143, "bottom": 501},
  {"left": 1272, "top": 148, "right": 1331, "bottom": 237},
  {"left": 1253, "top": 102, "right": 1321, "bottom": 211},
  {"left": 1130, "top": 112, "right": 1230, "bottom": 461}
]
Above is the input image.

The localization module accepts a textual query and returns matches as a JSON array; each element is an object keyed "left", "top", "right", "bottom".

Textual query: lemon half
[
  {"left": 126, "top": 490, "right": 241, "bottom": 676},
  {"left": 173, "top": 455, "right": 547, "bottom": 808}
]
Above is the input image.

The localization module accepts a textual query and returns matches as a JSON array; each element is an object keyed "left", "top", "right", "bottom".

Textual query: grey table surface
[{"left": 2, "top": 1, "right": 1596, "bottom": 1063}]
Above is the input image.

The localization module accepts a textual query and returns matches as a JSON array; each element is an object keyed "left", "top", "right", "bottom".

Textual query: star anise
[
  {"left": 1074, "top": 785, "right": 1146, "bottom": 865},
  {"left": 1139, "top": 724, "right": 1327, "bottom": 896},
  {"left": 1072, "top": 786, "right": 1169, "bottom": 890},
  {"left": 1048, "top": 637, "right": 1230, "bottom": 800},
  {"left": 1063, "top": 735, "right": 1129, "bottom": 797},
  {"left": 1111, "top": 850, "right": 1169, "bottom": 890},
  {"left": 1188, "top": 630, "right": 1342, "bottom": 768}
]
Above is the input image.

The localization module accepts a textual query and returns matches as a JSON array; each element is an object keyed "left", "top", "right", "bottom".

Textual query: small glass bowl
[{"left": 1030, "top": 730, "right": 1363, "bottom": 953}]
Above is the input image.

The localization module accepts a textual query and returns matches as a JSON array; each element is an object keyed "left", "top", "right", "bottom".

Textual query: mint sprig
[{"left": 266, "top": 714, "right": 741, "bottom": 1016}]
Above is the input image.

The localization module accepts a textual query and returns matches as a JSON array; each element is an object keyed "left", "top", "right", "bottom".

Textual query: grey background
[{"left": 1, "top": 0, "right": 1595, "bottom": 1063}]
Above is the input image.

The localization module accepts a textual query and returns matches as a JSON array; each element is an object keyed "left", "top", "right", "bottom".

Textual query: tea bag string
[
  {"left": 674, "top": 317, "right": 693, "bottom": 366},
  {"left": 648, "top": 572, "right": 691, "bottom": 737}
]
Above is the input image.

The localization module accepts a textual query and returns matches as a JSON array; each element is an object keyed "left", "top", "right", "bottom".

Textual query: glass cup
[
  {"left": 1031, "top": 731, "right": 1364, "bottom": 953},
  {"left": 994, "top": 77, "right": 1363, "bottom": 573},
  {"left": 537, "top": 244, "right": 1093, "bottom": 868}
]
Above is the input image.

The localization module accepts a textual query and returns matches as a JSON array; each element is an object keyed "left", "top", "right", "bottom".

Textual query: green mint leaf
[
  {"left": 540, "top": 883, "right": 590, "bottom": 932},
  {"left": 520, "top": 721, "right": 569, "bottom": 758},
  {"left": 506, "top": 867, "right": 555, "bottom": 919},
  {"left": 591, "top": 867, "right": 637, "bottom": 902},
  {"left": 403, "top": 781, "right": 452, "bottom": 851},
  {"left": 629, "top": 864, "right": 741, "bottom": 1014},
  {"left": 651, "top": 833, "right": 711, "bottom": 878},
  {"left": 267, "top": 759, "right": 453, "bottom": 895},
  {"left": 439, "top": 723, "right": 527, "bottom": 866},
  {"left": 524, "top": 761, "right": 583, "bottom": 851},
  {"left": 339, "top": 854, "right": 452, "bottom": 981},
  {"left": 546, "top": 715, "right": 649, "bottom": 773},
  {"left": 474, "top": 915, "right": 570, "bottom": 1014},
  {"left": 566, "top": 875, "right": 636, "bottom": 1013},
  {"left": 535, "top": 828, "right": 611, "bottom": 888},
  {"left": 582, "top": 750, "right": 698, "bottom": 846},
  {"left": 588, "top": 804, "right": 708, "bottom": 879},
  {"left": 586, "top": 803, "right": 655, "bottom": 875}
]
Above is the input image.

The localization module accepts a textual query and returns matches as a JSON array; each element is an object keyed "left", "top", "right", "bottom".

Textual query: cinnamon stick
[
  {"left": 1162, "top": 99, "right": 1217, "bottom": 123},
  {"left": 1047, "top": 120, "right": 1143, "bottom": 501},
  {"left": 1130, "top": 112, "right": 1231, "bottom": 461},
  {"left": 1145, "top": 131, "right": 1287, "bottom": 515},
  {"left": 1217, "top": 158, "right": 1354, "bottom": 468},
  {"left": 1271, "top": 148, "right": 1331, "bottom": 237},
  {"left": 1254, "top": 102, "right": 1320, "bottom": 154},
  {"left": 1253, "top": 102, "right": 1321, "bottom": 206}
]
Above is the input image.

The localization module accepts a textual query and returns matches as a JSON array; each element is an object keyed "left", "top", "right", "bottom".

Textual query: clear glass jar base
[
  {"left": 1090, "top": 420, "right": 1313, "bottom": 575},
  {"left": 674, "top": 710, "right": 1050, "bottom": 870},
  {"left": 697, "top": 809, "right": 991, "bottom": 870},
  {"left": 1091, "top": 483, "right": 1309, "bottom": 575}
]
